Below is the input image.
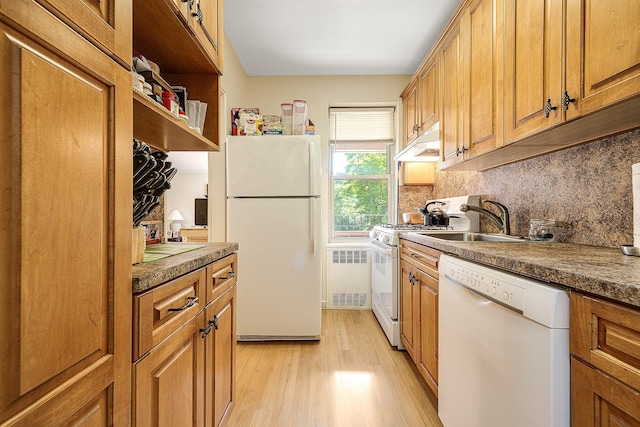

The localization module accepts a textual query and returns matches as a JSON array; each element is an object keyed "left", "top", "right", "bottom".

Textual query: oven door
[{"left": 369, "top": 239, "right": 398, "bottom": 320}]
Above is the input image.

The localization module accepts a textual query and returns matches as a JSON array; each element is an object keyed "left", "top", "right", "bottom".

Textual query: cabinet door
[
  {"left": 400, "top": 162, "right": 436, "bottom": 186},
  {"left": 191, "top": 0, "right": 223, "bottom": 72},
  {"left": 417, "top": 268, "right": 439, "bottom": 397},
  {"left": 463, "top": 0, "right": 504, "bottom": 158},
  {"left": 0, "top": 12, "right": 132, "bottom": 426},
  {"left": 418, "top": 56, "right": 439, "bottom": 134},
  {"left": 402, "top": 78, "right": 419, "bottom": 146},
  {"left": 504, "top": 0, "right": 564, "bottom": 142},
  {"left": 204, "top": 286, "right": 236, "bottom": 427},
  {"left": 439, "top": 19, "right": 466, "bottom": 169},
  {"left": 134, "top": 314, "right": 205, "bottom": 427},
  {"left": 565, "top": 0, "right": 640, "bottom": 120},
  {"left": 399, "top": 261, "right": 419, "bottom": 362},
  {"left": 572, "top": 357, "right": 640, "bottom": 426},
  {"left": 1, "top": 0, "right": 131, "bottom": 66}
]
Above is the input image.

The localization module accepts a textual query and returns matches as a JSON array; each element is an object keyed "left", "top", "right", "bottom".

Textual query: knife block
[{"left": 132, "top": 226, "right": 145, "bottom": 264}]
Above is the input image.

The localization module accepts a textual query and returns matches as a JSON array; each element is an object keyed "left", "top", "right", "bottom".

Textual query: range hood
[{"left": 394, "top": 123, "right": 440, "bottom": 162}]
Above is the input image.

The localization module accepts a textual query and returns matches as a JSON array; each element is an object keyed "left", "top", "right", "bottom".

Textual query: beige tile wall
[{"left": 399, "top": 129, "right": 640, "bottom": 247}]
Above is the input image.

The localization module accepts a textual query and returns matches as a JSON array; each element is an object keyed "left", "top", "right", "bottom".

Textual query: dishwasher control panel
[{"left": 444, "top": 260, "right": 526, "bottom": 312}]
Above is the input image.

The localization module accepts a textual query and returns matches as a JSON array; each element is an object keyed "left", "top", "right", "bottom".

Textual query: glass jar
[{"left": 529, "top": 219, "right": 559, "bottom": 241}]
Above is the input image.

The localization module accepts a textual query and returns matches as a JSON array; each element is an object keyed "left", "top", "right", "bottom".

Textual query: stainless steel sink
[{"left": 418, "top": 232, "right": 526, "bottom": 242}]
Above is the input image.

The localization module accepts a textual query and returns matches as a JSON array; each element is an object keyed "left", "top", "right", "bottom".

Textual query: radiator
[{"left": 326, "top": 247, "right": 371, "bottom": 309}]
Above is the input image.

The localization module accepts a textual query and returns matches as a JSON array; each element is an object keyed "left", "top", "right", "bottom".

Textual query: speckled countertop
[
  {"left": 132, "top": 242, "right": 239, "bottom": 294},
  {"left": 401, "top": 233, "right": 640, "bottom": 308}
]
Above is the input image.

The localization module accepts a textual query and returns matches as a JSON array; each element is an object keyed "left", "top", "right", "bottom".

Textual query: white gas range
[{"left": 368, "top": 195, "right": 480, "bottom": 347}]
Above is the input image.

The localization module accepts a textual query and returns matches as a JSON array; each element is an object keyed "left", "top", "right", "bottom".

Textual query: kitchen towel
[{"left": 634, "top": 162, "right": 640, "bottom": 248}]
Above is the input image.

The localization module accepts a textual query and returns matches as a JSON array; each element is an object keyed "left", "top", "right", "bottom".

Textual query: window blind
[{"left": 329, "top": 107, "right": 395, "bottom": 144}]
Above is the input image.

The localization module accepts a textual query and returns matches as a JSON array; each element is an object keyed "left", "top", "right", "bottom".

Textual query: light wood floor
[{"left": 226, "top": 309, "right": 442, "bottom": 427}]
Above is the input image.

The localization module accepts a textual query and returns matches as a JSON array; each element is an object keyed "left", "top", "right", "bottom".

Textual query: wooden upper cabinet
[
  {"left": 401, "top": 77, "right": 420, "bottom": 146},
  {"left": 133, "top": 0, "right": 222, "bottom": 152},
  {"left": 401, "top": 55, "right": 439, "bottom": 148},
  {"left": 1, "top": 0, "right": 132, "bottom": 67},
  {"left": 439, "top": 18, "right": 466, "bottom": 169},
  {"left": 192, "top": 0, "right": 224, "bottom": 72},
  {"left": 504, "top": 0, "right": 564, "bottom": 143},
  {"left": 463, "top": 0, "right": 504, "bottom": 158},
  {"left": 418, "top": 55, "right": 439, "bottom": 135},
  {"left": 0, "top": 8, "right": 132, "bottom": 425},
  {"left": 565, "top": 0, "right": 640, "bottom": 120}
]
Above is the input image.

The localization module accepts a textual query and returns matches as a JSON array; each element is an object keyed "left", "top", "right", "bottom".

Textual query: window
[{"left": 329, "top": 107, "right": 395, "bottom": 239}]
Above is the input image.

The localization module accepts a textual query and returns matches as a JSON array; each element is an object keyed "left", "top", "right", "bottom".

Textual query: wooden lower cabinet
[
  {"left": 133, "top": 254, "right": 237, "bottom": 426},
  {"left": 572, "top": 357, "right": 640, "bottom": 426},
  {"left": 134, "top": 315, "right": 205, "bottom": 426},
  {"left": 204, "top": 286, "right": 236, "bottom": 427},
  {"left": 570, "top": 291, "right": 640, "bottom": 426},
  {"left": 399, "top": 239, "right": 441, "bottom": 397}
]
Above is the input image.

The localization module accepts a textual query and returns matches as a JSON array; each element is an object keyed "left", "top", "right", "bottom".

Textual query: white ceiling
[{"left": 224, "top": 0, "right": 463, "bottom": 76}]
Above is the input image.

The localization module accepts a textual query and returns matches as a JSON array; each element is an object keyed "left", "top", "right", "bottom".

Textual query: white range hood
[{"left": 394, "top": 123, "right": 440, "bottom": 162}]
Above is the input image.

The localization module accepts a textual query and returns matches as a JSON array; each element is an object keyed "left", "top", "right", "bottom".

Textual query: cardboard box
[
  {"left": 231, "top": 108, "right": 259, "bottom": 135},
  {"left": 305, "top": 119, "right": 315, "bottom": 135},
  {"left": 262, "top": 115, "right": 282, "bottom": 135}
]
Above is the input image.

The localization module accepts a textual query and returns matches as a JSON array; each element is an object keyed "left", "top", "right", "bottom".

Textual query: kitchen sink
[{"left": 418, "top": 232, "right": 526, "bottom": 242}]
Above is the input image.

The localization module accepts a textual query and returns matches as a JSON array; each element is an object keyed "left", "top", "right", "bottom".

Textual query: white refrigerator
[{"left": 226, "top": 135, "right": 322, "bottom": 340}]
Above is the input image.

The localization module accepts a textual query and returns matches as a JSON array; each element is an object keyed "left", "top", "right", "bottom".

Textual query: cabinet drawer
[
  {"left": 570, "top": 292, "right": 640, "bottom": 392},
  {"left": 400, "top": 239, "right": 441, "bottom": 276},
  {"left": 206, "top": 253, "right": 237, "bottom": 304},
  {"left": 133, "top": 268, "right": 206, "bottom": 360}
]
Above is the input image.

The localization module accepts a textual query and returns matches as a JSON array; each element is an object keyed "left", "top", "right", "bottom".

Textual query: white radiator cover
[{"left": 326, "top": 247, "right": 371, "bottom": 309}]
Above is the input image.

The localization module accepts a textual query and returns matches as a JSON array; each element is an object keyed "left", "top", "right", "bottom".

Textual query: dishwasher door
[{"left": 438, "top": 255, "right": 570, "bottom": 427}]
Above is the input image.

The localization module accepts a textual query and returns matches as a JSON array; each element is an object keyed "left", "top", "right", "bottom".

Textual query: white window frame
[{"left": 328, "top": 107, "right": 396, "bottom": 241}]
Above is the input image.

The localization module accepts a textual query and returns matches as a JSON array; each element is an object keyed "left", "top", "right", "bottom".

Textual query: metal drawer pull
[
  {"left": 544, "top": 98, "right": 557, "bottom": 118},
  {"left": 200, "top": 315, "right": 219, "bottom": 339},
  {"left": 562, "top": 91, "right": 576, "bottom": 110},
  {"left": 168, "top": 296, "right": 199, "bottom": 312},
  {"left": 226, "top": 271, "right": 236, "bottom": 279},
  {"left": 192, "top": 4, "right": 203, "bottom": 24},
  {"left": 200, "top": 320, "right": 214, "bottom": 338},
  {"left": 212, "top": 315, "right": 219, "bottom": 330}
]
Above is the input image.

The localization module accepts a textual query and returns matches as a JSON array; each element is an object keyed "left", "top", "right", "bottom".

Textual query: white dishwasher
[{"left": 438, "top": 255, "right": 570, "bottom": 427}]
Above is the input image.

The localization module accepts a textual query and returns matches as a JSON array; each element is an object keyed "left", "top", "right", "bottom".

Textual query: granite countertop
[
  {"left": 132, "top": 242, "right": 239, "bottom": 294},
  {"left": 401, "top": 233, "right": 640, "bottom": 309}
]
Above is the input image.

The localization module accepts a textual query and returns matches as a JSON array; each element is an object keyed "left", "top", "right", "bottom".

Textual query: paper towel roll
[{"left": 634, "top": 163, "right": 640, "bottom": 248}]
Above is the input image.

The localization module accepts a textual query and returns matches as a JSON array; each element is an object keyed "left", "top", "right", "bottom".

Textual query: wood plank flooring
[{"left": 226, "top": 309, "right": 442, "bottom": 427}]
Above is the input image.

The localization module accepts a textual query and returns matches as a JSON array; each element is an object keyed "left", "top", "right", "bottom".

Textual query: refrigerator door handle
[
  {"left": 308, "top": 142, "right": 314, "bottom": 195},
  {"left": 309, "top": 198, "right": 315, "bottom": 253}
]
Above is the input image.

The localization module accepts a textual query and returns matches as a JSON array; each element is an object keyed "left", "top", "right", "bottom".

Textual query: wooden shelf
[
  {"left": 133, "top": 91, "right": 219, "bottom": 152},
  {"left": 133, "top": 0, "right": 220, "bottom": 74}
]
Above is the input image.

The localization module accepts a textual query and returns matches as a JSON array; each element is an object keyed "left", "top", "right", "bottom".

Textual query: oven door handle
[{"left": 368, "top": 240, "right": 394, "bottom": 256}]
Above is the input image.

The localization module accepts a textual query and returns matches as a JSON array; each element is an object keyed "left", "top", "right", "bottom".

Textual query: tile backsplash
[{"left": 399, "top": 129, "right": 640, "bottom": 248}]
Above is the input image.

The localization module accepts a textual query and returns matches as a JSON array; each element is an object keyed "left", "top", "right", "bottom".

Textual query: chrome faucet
[{"left": 460, "top": 200, "right": 511, "bottom": 235}]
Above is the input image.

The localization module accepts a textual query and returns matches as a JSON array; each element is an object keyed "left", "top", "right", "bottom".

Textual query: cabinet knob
[
  {"left": 562, "top": 91, "right": 576, "bottom": 111},
  {"left": 182, "top": 0, "right": 195, "bottom": 8},
  {"left": 544, "top": 98, "right": 558, "bottom": 118}
]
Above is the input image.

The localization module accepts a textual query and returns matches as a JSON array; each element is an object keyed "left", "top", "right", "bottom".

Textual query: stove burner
[{"left": 378, "top": 223, "right": 453, "bottom": 231}]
